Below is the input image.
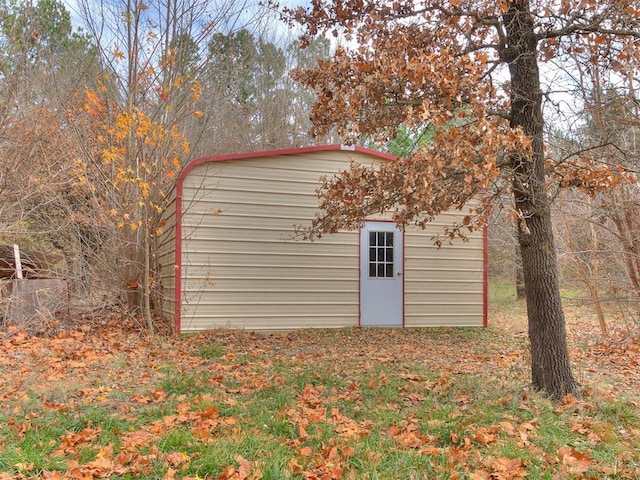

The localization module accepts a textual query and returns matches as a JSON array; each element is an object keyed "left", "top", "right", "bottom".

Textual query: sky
[
  {"left": 57, "top": 0, "right": 590, "bottom": 137},
  {"left": 61, "top": 0, "right": 308, "bottom": 38}
]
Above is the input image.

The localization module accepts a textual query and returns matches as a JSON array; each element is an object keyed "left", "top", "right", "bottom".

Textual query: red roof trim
[
  {"left": 173, "top": 144, "right": 399, "bottom": 334},
  {"left": 177, "top": 144, "right": 397, "bottom": 186}
]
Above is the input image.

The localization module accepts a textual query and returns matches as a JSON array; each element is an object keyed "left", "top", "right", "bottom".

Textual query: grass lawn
[{"left": 0, "top": 283, "right": 638, "bottom": 479}]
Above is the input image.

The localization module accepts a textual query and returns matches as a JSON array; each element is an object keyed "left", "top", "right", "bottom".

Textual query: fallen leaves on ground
[{"left": 0, "top": 306, "right": 638, "bottom": 479}]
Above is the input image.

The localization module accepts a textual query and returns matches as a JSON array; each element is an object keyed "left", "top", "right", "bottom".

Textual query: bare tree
[{"left": 67, "top": 0, "right": 325, "bottom": 331}]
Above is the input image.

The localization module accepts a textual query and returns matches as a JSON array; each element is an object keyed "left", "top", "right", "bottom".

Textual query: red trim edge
[
  {"left": 483, "top": 222, "right": 489, "bottom": 327},
  {"left": 172, "top": 144, "right": 399, "bottom": 334}
]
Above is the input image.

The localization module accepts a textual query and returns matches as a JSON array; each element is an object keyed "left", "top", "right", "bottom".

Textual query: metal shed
[{"left": 157, "top": 145, "right": 487, "bottom": 333}]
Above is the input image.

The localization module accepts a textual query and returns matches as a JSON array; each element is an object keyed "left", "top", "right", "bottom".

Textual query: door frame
[{"left": 359, "top": 220, "right": 405, "bottom": 327}]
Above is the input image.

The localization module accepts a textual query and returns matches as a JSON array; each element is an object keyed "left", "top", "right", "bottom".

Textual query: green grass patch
[
  {"left": 489, "top": 281, "right": 520, "bottom": 308},
  {"left": 1, "top": 324, "right": 638, "bottom": 479},
  {"left": 160, "top": 370, "right": 213, "bottom": 396},
  {"left": 197, "top": 342, "right": 226, "bottom": 359},
  {"left": 596, "top": 399, "right": 640, "bottom": 428}
]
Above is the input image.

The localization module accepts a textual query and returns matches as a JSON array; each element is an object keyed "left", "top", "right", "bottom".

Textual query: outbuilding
[{"left": 157, "top": 145, "right": 487, "bottom": 333}]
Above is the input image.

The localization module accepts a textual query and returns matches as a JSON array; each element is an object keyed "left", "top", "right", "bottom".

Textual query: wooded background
[{"left": 0, "top": 0, "right": 638, "bottom": 342}]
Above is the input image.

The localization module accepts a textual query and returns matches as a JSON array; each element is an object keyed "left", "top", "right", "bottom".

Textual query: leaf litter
[{"left": 0, "top": 306, "right": 638, "bottom": 479}]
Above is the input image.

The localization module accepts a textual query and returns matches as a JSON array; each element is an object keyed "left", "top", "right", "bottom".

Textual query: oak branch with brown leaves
[{"left": 278, "top": 0, "right": 640, "bottom": 399}]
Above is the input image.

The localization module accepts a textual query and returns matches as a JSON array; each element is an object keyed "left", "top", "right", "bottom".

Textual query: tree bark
[
  {"left": 125, "top": 240, "right": 143, "bottom": 316},
  {"left": 515, "top": 238, "right": 526, "bottom": 300},
  {"left": 142, "top": 205, "right": 154, "bottom": 335},
  {"left": 503, "top": 1, "right": 577, "bottom": 398}
]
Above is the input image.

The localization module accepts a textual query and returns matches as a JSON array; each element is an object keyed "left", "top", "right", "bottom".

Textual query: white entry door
[{"left": 360, "top": 221, "right": 403, "bottom": 327}]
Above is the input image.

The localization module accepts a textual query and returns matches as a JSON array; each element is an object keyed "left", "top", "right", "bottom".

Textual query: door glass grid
[{"left": 368, "top": 231, "right": 394, "bottom": 278}]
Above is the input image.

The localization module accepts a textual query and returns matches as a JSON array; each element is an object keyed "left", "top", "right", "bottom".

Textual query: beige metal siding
[
  {"left": 179, "top": 151, "right": 375, "bottom": 332},
  {"left": 177, "top": 149, "right": 485, "bottom": 331},
  {"left": 404, "top": 217, "right": 485, "bottom": 327},
  {"left": 156, "top": 190, "right": 177, "bottom": 322}
]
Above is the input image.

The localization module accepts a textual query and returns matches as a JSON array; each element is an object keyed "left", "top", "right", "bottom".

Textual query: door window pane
[
  {"left": 386, "top": 264, "right": 394, "bottom": 277},
  {"left": 368, "top": 230, "right": 394, "bottom": 278}
]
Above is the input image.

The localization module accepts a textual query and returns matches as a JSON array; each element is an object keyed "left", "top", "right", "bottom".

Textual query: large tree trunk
[
  {"left": 503, "top": 1, "right": 578, "bottom": 398},
  {"left": 515, "top": 239, "right": 526, "bottom": 300}
]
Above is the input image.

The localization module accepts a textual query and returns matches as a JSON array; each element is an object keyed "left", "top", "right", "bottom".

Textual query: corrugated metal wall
[
  {"left": 403, "top": 213, "right": 485, "bottom": 327},
  {"left": 179, "top": 152, "right": 364, "bottom": 331},
  {"left": 157, "top": 190, "right": 177, "bottom": 323},
  {"left": 172, "top": 149, "right": 485, "bottom": 332}
]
